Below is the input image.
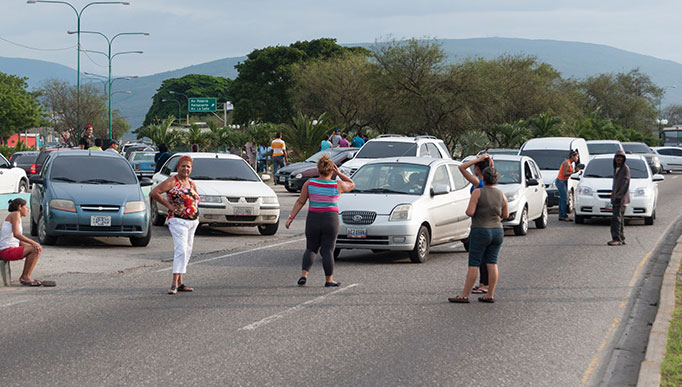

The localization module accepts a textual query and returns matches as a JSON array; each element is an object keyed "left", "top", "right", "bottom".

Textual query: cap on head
[{"left": 85, "top": 125, "right": 93, "bottom": 130}]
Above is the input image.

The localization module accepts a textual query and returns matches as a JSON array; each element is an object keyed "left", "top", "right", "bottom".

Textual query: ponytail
[{"left": 8, "top": 198, "right": 26, "bottom": 212}]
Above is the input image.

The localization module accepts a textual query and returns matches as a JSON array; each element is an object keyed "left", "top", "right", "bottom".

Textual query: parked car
[
  {"left": 339, "top": 135, "right": 451, "bottom": 176},
  {"left": 29, "top": 150, "right": 153, "bottom": 246},
  {"left": 32, "top": 148, "right": 59, "bottom": 176},
  {"left": 491, "top": 155, "right": 548, "bottom": 235},
  {"left": 274, "top": 147, "right": 358, "bottom": 192},
  {"left": 335, "top": 157, "right": 471, "bottom": 263},
  {"left": 151, "top": 153, "right": 280, "bottom": 235},
  {"left": 9, "top": 151, "right": 39, "bottom": 175},
  {"left": 519, "top": 137, "right": 589, "bottom": 212},
  {"left": 477, "top": 148, "right": 519, "bottom": 156},
  {"left": 621, "top": 142, "right": 662, "bottom": 174},
  {"left": 127, "top": 151, "right": 156, "bottom": 178},
  {"left": 573, "top": 154, "right": 663, "bottom": 225},
  {"left": 586, "top": 140, "right": 624, "bottom": 158},
  {"left": 0, "top": 154, "right": 29, "bottom": 194},
  {"left": 652, "top": 147, "right": 682, "bottom": 173},
  {"left": 124, "top": 144, "right": 155, "bottom": 160}
]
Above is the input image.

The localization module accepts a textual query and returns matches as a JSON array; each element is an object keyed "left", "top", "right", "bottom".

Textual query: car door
[
  {"left": 427, "top": 164, "right": 458, "bottom": 242},
  {"left": 669, "top": 148, "right": 682, "bottom": 170},
  {"left": 524, "top": 160, "right": 542, "bottom": 219},
  {"left": 447, "top": 164, "right": 473, "bottom": 237},
  {"left": 0, "top": 155, "right": 14, "bottom": 193}
]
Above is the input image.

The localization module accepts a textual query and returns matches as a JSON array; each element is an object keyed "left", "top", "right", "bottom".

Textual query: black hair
[
  {"left": 8, "top": 198, "right": 26, "bottom": 212},
  {"left": 159, "top": 143, "right": 169, "bottom": 153},
  {"left": 94, "top": 138, "right": 103, "bottom": 147},
  {"left": 324, "top": 135, "right": 329, "bottom": 140},
  {"left": 474, "top": 158, "right": 491, "bottom": 174},
  {"left": 191, "top": 144, "right": 200, "bottom": 152},
  {"left": 275, "top": 132, "right": 282, "bottom": 138},
  {"left": 482, "top": 167, "right": 498, "bottom": 185}
]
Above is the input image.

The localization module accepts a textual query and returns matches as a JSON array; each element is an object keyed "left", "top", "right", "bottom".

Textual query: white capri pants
[{"left": 167, "top": 217, "right": 200, "bottom": 274}]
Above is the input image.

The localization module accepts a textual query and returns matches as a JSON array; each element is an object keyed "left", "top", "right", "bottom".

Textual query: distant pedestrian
[
  {"left": 79, "top": 125, "right": 95, "bottom": 150},
  {"left": 154, "top": 144, "right": 171, "bottom": 173},
  {"left": 88, "top": 138, "right": 103, "bottom": 151},
  {"left": 609, "top": 150, "right": 630, "bottom": 246},
  {"left": 351, "top": 132, "right": 365, "bottom": 148},
  {"left": 257, "top": 145, "right": 268, "bottom": 173},
  {"left": 271, "top": 132, "right": 288, "bottom": 175},
  {"left": 191, "top": 144, "right": 200, "bottom": 152},
  {"left": 150, "top": 156, "right": 200, "bottom": 295},
  {"left": 104, "top": 139, "right": 120, "bottom": 153},
  {"left": 557, "top": 150, "right": 579, "bottom": 221},
  {"left": 450, "top": 167, "right": 508, "bottom": 303},
  {"left": 339, "top": 133, "right": 350, "bottom": 148},
  {"left": 286, "top": 155, "right": 355, "bottom": 287},
  {"left": 0, "top": 199, "right": 42, "bottom": 286},
  {"left": 320, "top": 135, "right": 332, "bottom": 151},
  {"left": 330, "top": 129, "right": 342, "bottom": 147}
]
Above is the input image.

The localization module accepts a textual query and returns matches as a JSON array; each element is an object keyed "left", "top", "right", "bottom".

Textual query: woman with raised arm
[{"left": 286, "top": 155, "right": 355, "bottom": 287}]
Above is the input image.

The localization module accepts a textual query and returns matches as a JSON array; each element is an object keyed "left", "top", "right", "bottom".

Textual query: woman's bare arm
[{"left": 465, "top": 189, "right": 481, "bottom": 217}]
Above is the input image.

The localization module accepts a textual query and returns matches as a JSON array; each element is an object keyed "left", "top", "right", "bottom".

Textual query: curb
[{"left": 637, "top": 235, "right": 682, "bottom": 386}]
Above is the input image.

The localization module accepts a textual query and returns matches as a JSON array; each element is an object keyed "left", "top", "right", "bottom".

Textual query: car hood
[
  {"left": 495, "top": 183, "right": 523, "bottom": 194},
  {"left": 277, "top": 162, "right": 313, "bottom": 175},
  {"left": 339, "top": 193, "right": 420, "bottom": 215},
  {"left": 578, "top": 177, "right": 651, "bottom": 191},
  {"left": 193, "top": 180, "right": 276, "bottom": 198},
  {"left": 340, "top": 157, "right": 371, "bottom": 170},
  {"left": 51, "top": 182, "right": 142, "bottom": 204}
]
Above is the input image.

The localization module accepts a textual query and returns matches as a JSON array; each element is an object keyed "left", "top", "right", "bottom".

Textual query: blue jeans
[
  {"left": 556, "top": 179, "right": 568, "bottom": 219},
  {"left": 468, "top": 228, "right": 504, "bottom": 266},
  {"left": 273, "top": 156, "right": 285, "bottom": 175}
]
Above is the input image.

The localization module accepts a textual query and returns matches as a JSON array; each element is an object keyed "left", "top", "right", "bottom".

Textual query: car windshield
[
  {"left": 588, "top": 143, "right": 621, "bottom": 155},
  {"left": 493, "top": 160, "right": 522, "bottom": 184},
  {"left": 133, "top": 153, "right": 155, "bottom": 162},
  {"left": 50, "top": 156, "right": 138, "bottom": 184},
  {"left": 484, "top": 149, "right": 518, "bottom": 155},
  {"left": 355, "top": 141, "right": 417, "bottom": 159},
  {"left": 10, "top": 153, "right": 38, "bottom": 163},
  {"left": 519, "top": 149, "right": 567, "bottom": 170},
  {"left": 622, "top": 143, "right": 651, "bottom": 154},
  {"left": 583, "top": 158, "right": 649, "bottom": 179},
  {"left": 305, "top": 149, "right": 338, "bottom": 163},
  {"left": 352, "top": 163, "right": 429, "bottom": 195},
  {"left": 188, "top": 158, "right": 260, "bottom": 181}
]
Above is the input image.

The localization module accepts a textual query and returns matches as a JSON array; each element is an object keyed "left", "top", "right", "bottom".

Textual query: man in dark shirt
[
  {"left": 609, "top": 150, "right": 630, "bottom": 246},
  {"left": 79, "top": 125, "right": 95, "bottom": 149}
]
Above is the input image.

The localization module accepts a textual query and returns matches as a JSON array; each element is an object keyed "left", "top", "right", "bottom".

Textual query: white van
[{"left": 518, "top": 137, "right": 589, "bottom": 212}]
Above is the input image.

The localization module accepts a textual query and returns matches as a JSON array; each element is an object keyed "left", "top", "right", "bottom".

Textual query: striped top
[
  {"left": 308, "top": 178, "right": 339, "bottom": 213},
  {"left": 271, "top": 138, "right": 286, "bottom": 156}
]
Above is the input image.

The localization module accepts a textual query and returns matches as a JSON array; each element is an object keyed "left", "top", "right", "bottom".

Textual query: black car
[
  {"left": 274, "top": 147, "right": 358, "bottom": 192},
  {"left": 622, "top": 142, "right": 662, "bottom": 174},
  {"left": 9, "top": 151, "right": 39, "bottom": 175}
]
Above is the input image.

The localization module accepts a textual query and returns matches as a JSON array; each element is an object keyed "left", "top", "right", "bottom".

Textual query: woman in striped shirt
[{"left": 286, "top": 155, "right": 355, "bottom": 287}]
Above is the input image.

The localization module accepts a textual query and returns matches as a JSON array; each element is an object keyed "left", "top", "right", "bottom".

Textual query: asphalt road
[{"left": 1, "top": 176, "right": 682, "bottom": 386}]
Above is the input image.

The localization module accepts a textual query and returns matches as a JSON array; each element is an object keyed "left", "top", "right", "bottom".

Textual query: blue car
[
  {"left": 29, "top": 150, "right": 153, "bottom": 246},
  {"left": 127, "top": 151, "right": 156, "bottom": 178}
]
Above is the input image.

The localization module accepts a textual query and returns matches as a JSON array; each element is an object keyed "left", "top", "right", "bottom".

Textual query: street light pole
[
  {"left": 27, "top": 0, "right": 130, "bottom": 131},
  {"left": 169, "top": 91, "right": 190, "bottom": 124},
  {"left": 162, "top": 99, "right": 182, "bottom": 121}
]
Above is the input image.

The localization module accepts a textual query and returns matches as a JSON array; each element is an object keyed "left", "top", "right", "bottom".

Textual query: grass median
[{"left": 661, "top": 259, "right": 682, "bottom": 387}]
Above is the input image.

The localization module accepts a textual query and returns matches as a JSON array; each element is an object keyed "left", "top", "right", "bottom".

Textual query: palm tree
[
  {"left": 527, "top": 112, "right": 562, "bottom": 138},
  {"left": 133, "top": 117, "right": 183, "bottom": 149},
  {"left": 493, "top": 120, "right": 529, "bottom": 148},
  {"left": 185, "top": 125, "right": 205, "bottom": 149},
  {"left": 282, "top": 112, "right": 336, "bottom": 160}
]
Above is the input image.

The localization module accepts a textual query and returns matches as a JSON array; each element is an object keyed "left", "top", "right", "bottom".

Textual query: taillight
[{"left": 29, "top": 164, "right": 37, "bottom": 174}]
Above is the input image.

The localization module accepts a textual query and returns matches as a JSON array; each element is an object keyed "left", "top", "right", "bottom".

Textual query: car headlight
[
  {"left": 262, "top": 196, "right": 278, "bottom": 204},
  {"left": 199, "top": 195, "right": 222, "bottom": 204},
  {"left": 50, "top": 199, "right": 76, "bottom": 212},
  {"left": 634, "top": 187, "right": 650, "bottom": 197},
  {"left": 339, "top": 166, "right": 352, "bottom": 176},
  {"left": 389, "top": 204, "right": 412, "bottom": 221},
  {"left": 294, "top": 173, "right": 303, "bottom": 179},
  {"left": 124, "top": 200, "right": 146, "bottom": 214},
  {"left": 505, "top": 191, "right": 520, "bottom": 202},
  {"left": 577, "top": 186, "right": 593, "bottom": 196}
]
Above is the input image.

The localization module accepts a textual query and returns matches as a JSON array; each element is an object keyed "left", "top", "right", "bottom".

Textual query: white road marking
[
  {"left": 0, "top": 300, "right": 28, "bottom": 308},
  {"left": 155, "top": 237, "right": 306, "bottom": 272},
  {"left": 672, "top": 175, "right": 679, "bottom": 179},
  {"left": 239, "top": 283, "right": 359, "bottom": 331}
]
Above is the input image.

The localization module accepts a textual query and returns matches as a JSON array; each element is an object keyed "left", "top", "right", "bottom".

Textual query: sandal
[
  {"left": 448, "top": 296, "right": 470, "bottom": 303},
  {"left": 472, "top": 288, "right": 488, "bottom": 294},
  {"left": 478, "top": 297, "right": 495, "bottom": 303},
  {"left": 607, "top": 240, "right": 622, "bottom": 246},
  {"left": 20, "top": 279, "right": 42, "bottom": 287},
  {"left": 168, "top": 285, "right": 177, "bottom": 295},
  {"left": 177, "top": 284, "right": 193, "bottom": 292}
]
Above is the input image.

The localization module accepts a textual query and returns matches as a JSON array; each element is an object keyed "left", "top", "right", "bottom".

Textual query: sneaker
[
  {"left": 324, "top": 281, "right": 340, "bottom": 287},
  {"left": 297, "top": 276, "right": 307, "bottom": 286}
]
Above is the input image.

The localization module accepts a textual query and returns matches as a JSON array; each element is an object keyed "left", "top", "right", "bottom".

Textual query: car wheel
[
  {"left": 645, "top": 210, "right": 655, "bottom": 225},
  {"left": 575, "top": 215, "right": 585, "bottom": 224},
  {"left": 17, "top": 180, "right": 28, "bottom": 193},
  {"left": 409, "top": 225, "right": 430, "bottom": 263},
  {"left": 150, "top": 200, "right": 166, "bottom": 226},
  {"left": 567, "top": 189, "right": 575, "bottom": 214},
  {"left": 38, "top": 212, "right": 57, "bottom": 245},
  {"left": 534, "top": 202, "right": 548, "bottom": 229},
  {"left": 334, "top": 248, "right": 341, "bottom": 259},
  {"left": 258, "top": 220, "right": 279, "bottom": 235},
  {"left": 130, "top": 221, "right": 152, "bottom": 247},
  {"left": 461, "top": 237, "right": 470, "bottom": 252},
  {"left": 513, "top": 207, "right": 529, "bottom": 236}
]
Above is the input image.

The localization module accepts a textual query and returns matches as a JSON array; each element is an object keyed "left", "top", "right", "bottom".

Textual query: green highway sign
[{"left": 188, "top": 97, "right": 217, "bottom": 112}]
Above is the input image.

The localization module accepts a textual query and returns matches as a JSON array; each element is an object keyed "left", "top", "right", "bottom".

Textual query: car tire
[
  {"left": 258, "top": 220, "right": 279, "bottom": 236},
  {"left": 575, "top": 215, "right": 585, "bottom": 224},
  {"left": 130, "top": 221, "right": 152, "bottom": 247},
  {"left": 645, "top": 210, "right": 655, "bottom": 226},
  {"left": 461, "top": 237, "right": 470, "bottom": 252},
  {"left": 38, "top": 212, "right": 57, "bottom": 245},
  {"left": 334, "top": 248, "right": 341, "bottom": 259},
  {"left": 513, "top": 207, "right": 529, "bottom": 236},
  {"left": 17, "top": 180, "right": 28, "bottom": 193},
  {"left": 150, "top": 200, "right": 166, "bottom": 226},
  {"left": 534, "top": 202, "right": 548, "bottom": 229},
  {"left": 567, "top": 189, "right": 575, "bottom": 214},
  {"left": 30, "top": 214, "right": 38, "bottom": 236},
  {"left": 409, "top": 225, "right": 430, "bottom": 263}
]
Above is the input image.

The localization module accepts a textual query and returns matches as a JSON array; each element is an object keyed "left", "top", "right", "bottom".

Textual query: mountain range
[{"left": 2, "top": 37, "right": 682, "bottom": 140}]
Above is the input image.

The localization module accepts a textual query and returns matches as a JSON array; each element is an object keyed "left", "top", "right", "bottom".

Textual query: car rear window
[
  {"left": 50, "top": 156, "right": 138, "bottom": 184},
  {"left": 355, "top": 141, "right": 418, "bottom": 159},
  {"left": 133, "top": 153, "right": 155, "bottom": 162},
  {"left": 622, "top": 143, "right": 651, "bottom": 154},
  {"left": 588, "top": 143, "right": 621, "bottom": 155},
  {"left": 583, "top": 158, "right": 649, "bottom": 179},
  {"left": 10, "top": 153, "right": 38, "bottom": 164}
]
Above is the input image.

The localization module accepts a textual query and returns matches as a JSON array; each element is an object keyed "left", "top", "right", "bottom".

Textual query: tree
[
  {"left": 662, "top": 104, "right": 682, "bottom": 125},
  {"left": 282, "top": 112, "right": 335, "bottom": 160},
  {"left": 527, "top": 112, "right": 562, "bottom": 138},
  {"left": 0, "top": 72, "right": 44, "bottom": 139},
  {"left": 184, "top": 125, "right": 205, "bottom": 149},
  {"left": 143, "top": 74, "right": 232, "bottom": 126},
  {"left": 489, "top": 120, "right": 530, "bottom": 148},
  {"left": 133, "top": 117, "right": 183, "bottom": 148}
]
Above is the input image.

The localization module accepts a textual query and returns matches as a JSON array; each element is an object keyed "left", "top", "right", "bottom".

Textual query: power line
[
  {"left": 0, "top": 36, "right": 76, "bottom": 52},
  {"left": 80, "top": 48, "right": 108, "bottom": 67}
]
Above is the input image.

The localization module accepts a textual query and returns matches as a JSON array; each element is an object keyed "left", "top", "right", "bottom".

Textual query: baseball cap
[{"left": 85, "top": 125, "right": 93, "bottom": 130}]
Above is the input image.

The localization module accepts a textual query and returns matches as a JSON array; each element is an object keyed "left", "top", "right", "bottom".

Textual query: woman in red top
[
  {"left": 557, "top": 151, "right": 579, "bottom": 221},
  {"left": 151, "top": 155, "right": 201, "bottom": 294}
]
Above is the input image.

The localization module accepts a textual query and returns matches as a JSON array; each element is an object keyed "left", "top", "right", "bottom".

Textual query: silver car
[{"left": 335, "top": 157, "right": 471, "bottom": 263}]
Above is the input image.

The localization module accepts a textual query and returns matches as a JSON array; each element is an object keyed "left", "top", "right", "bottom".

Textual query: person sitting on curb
[{"left": 0, "top": 199, "right": 43, "bottom": 286}]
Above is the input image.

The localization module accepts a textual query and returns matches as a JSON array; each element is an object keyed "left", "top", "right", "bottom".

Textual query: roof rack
[
  {"left": 375, "top": 134, "right": 405, "bottom": 138},
  {"left": 414, "top": 135, "right": 437, "bottom": 140}
]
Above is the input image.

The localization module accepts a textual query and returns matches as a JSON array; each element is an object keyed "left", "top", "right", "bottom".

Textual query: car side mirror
[
  {"left": 431, "top": 184, "right": 449, "bottom": 196},
  {"left": 169, "top": 171, "right": 178, "bottom": 177},
  {"left": 29, "top": 175, "right": 44, "bottom": 185},
  {"left": 12, "top": 162, "right": 17, "bottom": 167},
  {"left": 577, "top": 163, "right": 585, "bottom": 170},
  {"left": 527, "top": 178, "right": 539, "bottom": 186},
  {"left": 139, "top": 177, "right": 153, "bottom": 187},
  {"left": 570, "top": 173, "right": 581, "bottom": 181},
  {"left": 261, "top": 173, "right": 271, "bottom": 181},
  {"left": 652, "top": 174, "right": 665, "bottom": 182}
]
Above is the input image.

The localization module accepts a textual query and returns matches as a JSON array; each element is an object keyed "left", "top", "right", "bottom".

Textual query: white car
[
  {"left": 151, "top": 153, "right": 280, "bottom": 235},
  {"left": 586, "top": 140, "right": 624, "bottom": 158},
  {"left": 492, "top": 155, "right": 548, "bottom": 235},
  {"left": 573, "top": 154, "right": 663, "bottom": 225},
  {"left": 652, "top": 147, "right": 682, "bottom": 172},
  {"left": 0, "top": 154, "right": 29, "bottom": 193},
  {"left": 335, "top": 157, "right": 471, "bottom": 263},
  {"left": 339, "top": 135, "right": 451, "bottom": 176}
]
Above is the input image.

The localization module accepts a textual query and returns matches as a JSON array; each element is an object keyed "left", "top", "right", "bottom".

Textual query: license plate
[
  {"left": 234, "top": 207, "right": 253, "bottom": 216},
  {"left": 279, "top": 176, "right": 286, "bottom": 182},
  {"left": 347, "top": 228, "right": 367, "bottom": 239},
  {"left": 90, "top": 216, "right": 111, "bottom": 227}
]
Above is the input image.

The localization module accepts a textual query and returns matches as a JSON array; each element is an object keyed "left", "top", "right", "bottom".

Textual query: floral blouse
[{"left": 167, "top": 176, "right": 200, "bottom": 220}]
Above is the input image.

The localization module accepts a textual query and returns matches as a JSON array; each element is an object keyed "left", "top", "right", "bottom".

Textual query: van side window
[
  {"left": 419, "top": 144, "right": 429, "bottom": 157},
  {"left": 426, "top": 143, "right": 442, "bottom": 158},
  {"left": 161, "top": 156, "right": 179, "bottom": 175}
]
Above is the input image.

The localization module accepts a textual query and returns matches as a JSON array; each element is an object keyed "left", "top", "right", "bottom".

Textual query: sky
[{"left": 2, "top": 0, "right": 682, "bottom": 77}]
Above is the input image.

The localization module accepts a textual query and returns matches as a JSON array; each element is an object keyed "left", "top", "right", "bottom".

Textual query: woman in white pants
[{"left": 151, "top": 155, "right": 201, "bottom": 294}]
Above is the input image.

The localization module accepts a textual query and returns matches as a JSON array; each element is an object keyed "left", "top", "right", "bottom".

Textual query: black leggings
[
  {"left": 479, "top": 257, "right": 488, "bottom": 286},
  {"left": 302, "top": 211, "right": 340, "bottom": 276}
]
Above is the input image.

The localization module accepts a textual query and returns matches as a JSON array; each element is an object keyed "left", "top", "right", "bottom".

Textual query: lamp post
[
  {"left": 162, "top": 99, "right": 182, "bottom": 121},
  {"left": 657, "top": 85, "right": 677, "bottom": 141},
  {"left": 27, "top": 0, "right": 130, "bottom": 130},
  {"left": 169, "top": 91, "right": 190, "bottom": 124}
]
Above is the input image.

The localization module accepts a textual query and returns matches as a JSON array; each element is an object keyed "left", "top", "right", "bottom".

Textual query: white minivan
[{"left": 518, "top": 137, "right": 589, "bottom": 213}]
